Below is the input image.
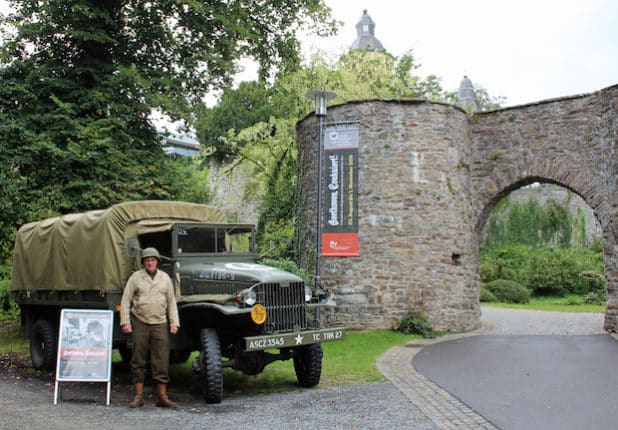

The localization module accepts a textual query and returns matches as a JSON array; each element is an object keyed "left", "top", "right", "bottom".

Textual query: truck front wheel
[
  {"left": 199, "top": 328, "right": 223, "bottom": 403},
  {"left": 30, "top": 319, "right": 58, "bottom": 371},
  {"left": 294, "top": 343, "right": 323, "bottom": 387}
]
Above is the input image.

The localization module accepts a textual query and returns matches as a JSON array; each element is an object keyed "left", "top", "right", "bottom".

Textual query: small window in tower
[
  {"left": 363, "top": 24, "right": 369, "bottom": 32},
  {"left": 451, "top": 253, "right": 462, "bottom": 266}
]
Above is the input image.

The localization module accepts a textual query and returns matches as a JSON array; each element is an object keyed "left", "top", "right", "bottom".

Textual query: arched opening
[{"left": 476, "top": 179, "right": 606, "bottom": 313}]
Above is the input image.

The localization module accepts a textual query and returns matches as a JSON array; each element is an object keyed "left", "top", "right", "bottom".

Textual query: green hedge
[
  {"left": 480, "top": 286, "right": 497, "bottom": 302},
  {"left": 484, "top": 279, "right": 530, "bottom": 304},
  {"left": 480, "top": 245, "right": 604, "bottom": 297}
]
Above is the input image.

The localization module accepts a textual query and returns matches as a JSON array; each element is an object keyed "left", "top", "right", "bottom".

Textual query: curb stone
[{"left": 377, "top": 328, "right": 499, "bottom": 430}]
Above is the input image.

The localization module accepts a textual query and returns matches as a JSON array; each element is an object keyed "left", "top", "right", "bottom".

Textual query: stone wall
[
  {"left": 297, "top": 100, "right": 480, "bottom": 332},
  {"left": 296, "top": 85, "right": 618, "bottom": 333}
]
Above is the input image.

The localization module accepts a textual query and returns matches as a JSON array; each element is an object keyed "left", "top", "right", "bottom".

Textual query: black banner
[{"left": 321, "top": 125, "right": 359, "bottom": 256}]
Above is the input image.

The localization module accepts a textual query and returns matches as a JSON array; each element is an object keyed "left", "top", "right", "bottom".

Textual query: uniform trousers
[{"left": 130, "top": 317, "right": 170, "bottom": 384}]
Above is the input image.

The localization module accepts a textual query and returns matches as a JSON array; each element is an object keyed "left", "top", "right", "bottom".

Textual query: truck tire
[
  {"left": 199, "top": 328, "right": 223, "bottom": 403},
  {"left": 294, "top": 343, "right": 323, "bottom": 387},
  {"left": 30, "top": 319, "right": 58, "bottom": 371}
]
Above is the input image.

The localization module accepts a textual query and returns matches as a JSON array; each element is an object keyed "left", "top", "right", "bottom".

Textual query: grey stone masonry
[{"left": 296, "top": 85, "right": 618, "bottom": 333}]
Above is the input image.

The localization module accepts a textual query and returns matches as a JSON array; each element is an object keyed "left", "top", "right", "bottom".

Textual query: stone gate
[{"left": 296, "top": 85, "right": 618, "bottom": 332}]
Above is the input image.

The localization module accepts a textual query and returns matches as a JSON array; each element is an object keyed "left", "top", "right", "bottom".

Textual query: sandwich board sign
[{"left": 54, "top": 309, "right": 114, "bottom": 405}]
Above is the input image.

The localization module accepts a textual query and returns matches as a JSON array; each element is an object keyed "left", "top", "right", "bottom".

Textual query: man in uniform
[{"left": 120, "top": 247, "right": 180, "bottom": 408}]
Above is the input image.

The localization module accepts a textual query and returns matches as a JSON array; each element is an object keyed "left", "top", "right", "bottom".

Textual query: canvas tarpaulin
[{"left": 11, "top": 201, "right": 226, "bottom": 292}]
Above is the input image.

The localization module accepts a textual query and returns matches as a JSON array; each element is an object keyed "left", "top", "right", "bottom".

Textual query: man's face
[{"left": 143, "top": 256, "right": 158, "bottom": 274}]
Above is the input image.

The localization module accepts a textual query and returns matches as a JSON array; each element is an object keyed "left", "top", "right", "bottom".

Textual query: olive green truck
[{"left": 11, "top": 200, "right": 344, "bottom": 403}]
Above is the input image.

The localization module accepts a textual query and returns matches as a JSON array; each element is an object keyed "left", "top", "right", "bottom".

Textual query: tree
[
  {"left": 0, "top": 1, "right": 336, "bottom": 263},
  {"left": 198, "top": 48, "right": 471, "bottom": 258},
  {"left": 195, "top": 81, "right": 286, "bottom": 162},
  {"left": 199, "top": 49, "right": 453, "bottom": 160}
]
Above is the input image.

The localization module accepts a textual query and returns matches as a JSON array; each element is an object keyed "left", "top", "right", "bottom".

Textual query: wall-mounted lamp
[{"left": 306, "top": 90, "right": 337, "bottom": 117}]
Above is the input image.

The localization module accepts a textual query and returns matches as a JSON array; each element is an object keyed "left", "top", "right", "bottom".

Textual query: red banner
[{"left": 322, "top": 232, "right": 359, "bottom": 256}]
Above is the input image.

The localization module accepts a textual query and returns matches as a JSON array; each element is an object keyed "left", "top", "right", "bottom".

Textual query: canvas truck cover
[{"left": 11, "top": 201, "right": 226, "bottom": 293}]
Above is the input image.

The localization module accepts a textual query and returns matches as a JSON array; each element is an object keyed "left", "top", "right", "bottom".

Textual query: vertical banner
[{"left": 321, "top": 124, "right": 359, "bottom": 256}]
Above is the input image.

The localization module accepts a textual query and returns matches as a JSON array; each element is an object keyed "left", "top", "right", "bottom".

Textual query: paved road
[
  {"left": 413, "top": 334, "right": 618, "bottom": 430},
  {"left": 404, "top": 307, "right": 617, "bottom": 430}
]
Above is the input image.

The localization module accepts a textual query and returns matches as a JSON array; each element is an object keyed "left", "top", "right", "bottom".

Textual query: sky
[
  {"left": 1, "top": 0, "right": 616, "bottom": 109},
  {"left": 300, "top": 0, "right": 618, "bottom": 107}
]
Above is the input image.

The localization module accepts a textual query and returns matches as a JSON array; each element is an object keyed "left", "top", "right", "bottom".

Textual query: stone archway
[{"left": 296, "top": 85, "right": 618, "bottom": 332}]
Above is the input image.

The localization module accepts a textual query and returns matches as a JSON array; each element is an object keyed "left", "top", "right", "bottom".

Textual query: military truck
[{"left": 11, "top": 200, "right": 344, "bottom": 403}]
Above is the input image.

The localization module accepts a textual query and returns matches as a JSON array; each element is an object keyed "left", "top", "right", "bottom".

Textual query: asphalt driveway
[{"left": 413, "top": 333, "right": 618, "bottom": 430}]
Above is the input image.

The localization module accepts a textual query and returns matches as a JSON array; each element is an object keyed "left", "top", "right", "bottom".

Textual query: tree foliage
[
  {"left": 196, "top": 48, "right": 501, "bottom": 258},
  {"left": 198, "top": 49, "right": 502, "bottom": 258},
  {"left": 483, "top": 193, "right": 582, "bottom": 248},
  {"left": 0, "top": 0, "right": 336, "bottom": 263}
]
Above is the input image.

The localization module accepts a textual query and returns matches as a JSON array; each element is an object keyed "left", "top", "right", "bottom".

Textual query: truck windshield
[{"left": 175, "top": 224, "right": 253, "bottom": 254}]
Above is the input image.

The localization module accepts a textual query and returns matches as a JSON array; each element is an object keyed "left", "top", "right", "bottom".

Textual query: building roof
[
  {"left": 458, "top": 76, "right": 481, "bottom": 112},
  {"left": 350, "top": 10, "right": 384, "bottom": 51}
]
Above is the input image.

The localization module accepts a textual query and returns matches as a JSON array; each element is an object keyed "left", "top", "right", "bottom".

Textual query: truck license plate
[{"left": 244, "top": 327, "right": 345, "bottom": 352}]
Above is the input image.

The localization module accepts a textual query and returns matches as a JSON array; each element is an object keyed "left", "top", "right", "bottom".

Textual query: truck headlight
[
  {"left": 241, "top": 289, "right": 257, "bottom": 306},
  {"left": 305, "top": 286, "right": 312, "bottom": 303}
]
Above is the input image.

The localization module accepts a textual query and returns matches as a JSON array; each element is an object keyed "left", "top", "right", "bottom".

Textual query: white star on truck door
[{"left": 295, "top": 334, "right": 303, "bottom": 345}]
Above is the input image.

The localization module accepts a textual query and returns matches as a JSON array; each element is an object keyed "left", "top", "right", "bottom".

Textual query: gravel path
[
  {"left": 0, "top": 307, "right": 606, "bottom": 430},
  {"left": 0, "top": 377, "right": 439, "bottom": 430},
  {"left": 480, "top": 306, "right": 605, "bottom": 335}
]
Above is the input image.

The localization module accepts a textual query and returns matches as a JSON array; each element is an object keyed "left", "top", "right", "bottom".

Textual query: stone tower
[
  {"left": 458, "top": 75, "right": 481, "bottom": 112},
  {"left": 350, "top": 10, "right": 384, "bottom": 51}
]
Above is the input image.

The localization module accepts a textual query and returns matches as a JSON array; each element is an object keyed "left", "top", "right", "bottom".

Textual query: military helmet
[{"left": 141, "top": 247, "right": 161, "bottom": 262}]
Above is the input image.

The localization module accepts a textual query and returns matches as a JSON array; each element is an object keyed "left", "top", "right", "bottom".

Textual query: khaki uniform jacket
[{"left": 120, "top": 268, "right": 180, "bottom": 327}]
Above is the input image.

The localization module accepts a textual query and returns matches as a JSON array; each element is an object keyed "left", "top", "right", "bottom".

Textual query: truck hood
[{"left": 178, "top": 261, "right": 304, "bottom": 284}]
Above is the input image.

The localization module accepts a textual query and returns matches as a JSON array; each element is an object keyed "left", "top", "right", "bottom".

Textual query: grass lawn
[
  {"left": 483, "top": 295, "right": 605, "bottom": 313},
  {"left": 162, "top": 329, "right": 421, "bottom": 399}
]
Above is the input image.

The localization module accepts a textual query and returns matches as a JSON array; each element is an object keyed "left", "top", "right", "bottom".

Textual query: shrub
[
  {"left": 394, "top": 312, "right": 435, "bottom": 338},
  {"left": 0, "top": 279, "right": 19, "bottom": 323},
  {"left": 479, "top": 245, "right": 531, "bottom": 286},
  {"left": 485, "top": 279, "right": 530, "bottom": 304},
  {"left": 480, "top": 285, "right": 497, "bottom": 302},
  {"left": 583, "top": 291, "right": 606, "bottom": 305},
  {"left": 527, "top": 250, "right": 567, "bottom": 296},
  {"left": 579, "top": 271, "right": 606, "bottom": 295}
]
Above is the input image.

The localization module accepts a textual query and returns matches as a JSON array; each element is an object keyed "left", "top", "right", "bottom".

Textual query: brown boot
[
  {"left": 155, "top": 383, "right": 177, "bottom": 409},
  {"left": 129, "top": 382, "right": 144, "bottom": 408}
]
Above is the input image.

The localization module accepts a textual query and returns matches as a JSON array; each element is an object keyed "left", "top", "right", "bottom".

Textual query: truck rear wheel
[
  {"left": 199, "top": 328, "right": 223, "bottom": 403},
  {"left": 30, "top": 319, "right": 58, "bottom": 371},
  {"left": 294, "top": 343, "right": 323, "bottom": 387}
]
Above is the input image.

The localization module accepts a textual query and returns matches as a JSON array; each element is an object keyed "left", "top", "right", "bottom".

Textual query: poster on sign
[
  {"left": 54, "top": 309, "right": 113, "bottom": 405},
  {"left": 321, "top": 124, "right": 359, "bottom": 256}
]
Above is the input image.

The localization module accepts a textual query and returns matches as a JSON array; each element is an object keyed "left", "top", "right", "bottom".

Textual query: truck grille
[{"left": 255, "top": 282, "right": 308, "bottom": 333}]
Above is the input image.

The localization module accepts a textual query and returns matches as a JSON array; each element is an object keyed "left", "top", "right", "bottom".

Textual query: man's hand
[
  {"left": 121, "top": 323, "right": 132, "bottom": 334},
  {"left": 170, "top": 325, "right": 179, "bottom": 335}
]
